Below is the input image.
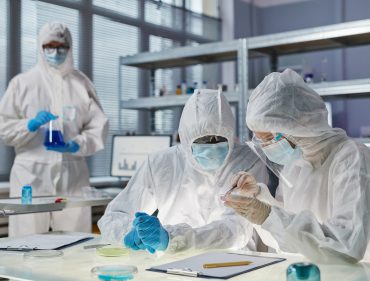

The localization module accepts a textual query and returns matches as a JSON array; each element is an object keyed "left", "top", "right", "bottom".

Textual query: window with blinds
[
  {"left": 93, "top": 0, "right": 139, "bottom": 18},
  {"left": 149, "top": 35, "right": 182, "bottom": 135},
  {"left": 21, "top": 0, "right": 79, "bottom": 72},
  {"left": 145, "top": 1, "right": 182, "bottom": 30},
  {"left": 0, "top": 0, "right": 6, "bottom": 95},
  {"left": 90, "top": 15, "right": 139, "bottom": 177},
  {"left": 0, "top": 0, "right": 12, "bottom": 181}
]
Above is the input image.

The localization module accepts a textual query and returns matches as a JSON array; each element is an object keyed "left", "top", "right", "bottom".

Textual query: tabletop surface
[{"left": 0, "top": 235, "right": 369, "bottom": 281}]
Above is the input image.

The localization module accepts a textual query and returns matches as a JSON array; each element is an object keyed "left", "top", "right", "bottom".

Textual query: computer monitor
[{"left": 111, "top": 135, "right": 172, "bottom": 177}]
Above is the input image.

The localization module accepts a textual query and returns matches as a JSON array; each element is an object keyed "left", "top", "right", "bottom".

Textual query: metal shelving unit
[
  {"left": 120, "top": 92, "right": 239, "bottom": 110},
  {"left": 120, "top": 19, "right": 370, "bottom": 141},
  {"left": 120, "top": 38, "right": 249, "bottom": 140}
]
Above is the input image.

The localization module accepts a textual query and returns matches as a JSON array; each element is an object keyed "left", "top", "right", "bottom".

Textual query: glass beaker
[{"left": 44, "top": 120, "right": 65, "bottom": 148}]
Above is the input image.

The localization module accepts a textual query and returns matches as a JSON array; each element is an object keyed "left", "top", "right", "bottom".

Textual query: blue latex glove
[
  {"left": 46, "top": 140, "right": 80, "bottom": 153},
  {"left": 123, "top": 227, "right": 146, "bottom": 251},
  {"left": 133, "top": 212, "right": 169, "bottom": 253},
  {"left": 28, "top": 111, "right": 58, "bottom": 132}
]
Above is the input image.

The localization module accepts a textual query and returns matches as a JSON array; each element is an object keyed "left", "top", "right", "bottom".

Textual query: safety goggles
[
  {"left": 43, "top": 46, "right": 70, "bottom": 55},
  {"left": 251, "top": 133, "right": 284, "bottom": 147},
  {"left": 193, "top": 135, "right": 227, "bottom": 144}
]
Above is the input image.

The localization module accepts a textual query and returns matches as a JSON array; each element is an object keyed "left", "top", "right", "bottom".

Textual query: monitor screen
[{"left": 111, "top": 135, "right": 172, "bottom": 177}]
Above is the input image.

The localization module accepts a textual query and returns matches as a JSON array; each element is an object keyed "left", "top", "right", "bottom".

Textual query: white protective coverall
[
  {"left": 98, "top": 89, "right": 268, "bottom": 252},
  {"left": 0, "top": 22, "right": 109, "bottom": 236},
  {"left": 247, "top": 68, "right": 370, "bottom": 263}
]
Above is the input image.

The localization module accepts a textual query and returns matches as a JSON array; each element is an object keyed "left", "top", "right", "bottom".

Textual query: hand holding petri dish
[{"left": 221, "top": 172, "right": 261, "bottom": 202}]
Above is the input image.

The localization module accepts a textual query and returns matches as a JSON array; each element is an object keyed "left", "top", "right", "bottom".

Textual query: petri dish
[
  {"left": 24, "top": 250, "right": 64, "bottom": 259},
  {"left": 91, "top": 265, "right": 138, "bottom": 281},
  {"left": 97, "top": 246, "right": 130, "bottom": 257}
]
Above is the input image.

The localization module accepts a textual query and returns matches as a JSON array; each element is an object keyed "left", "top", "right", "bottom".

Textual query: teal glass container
[{"left": 287, "top": 262, "right": 320, "bottom": 281}]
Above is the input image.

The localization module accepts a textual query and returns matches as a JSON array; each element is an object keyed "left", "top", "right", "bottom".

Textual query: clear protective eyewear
[
  {"left": 247, "top": 134, "right": 293, "bottom": 188},
  {"left": 252, "top": 132, "right": 284, "bottom": 147},
  {"left": 43, "top": 46, "right": 69, "bottom": 55}
]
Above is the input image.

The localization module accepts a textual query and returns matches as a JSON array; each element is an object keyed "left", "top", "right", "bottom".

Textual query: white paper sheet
[{"left": 0, "top": 232, "right": 93, "bottom": 250}]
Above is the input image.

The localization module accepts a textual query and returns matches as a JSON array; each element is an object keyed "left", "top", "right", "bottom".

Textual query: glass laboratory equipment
[
  {"left": 21, "top": 185, "right": 32, "bottom": 204},
  {"left": 91, "top": 265, "right": 138, "bottom": 281},
  {"left": 287, "top": 262, "right": 320, "bottom": 281},
  {"left": 44, "top": 119, "right": 65, "bottom": 148}
]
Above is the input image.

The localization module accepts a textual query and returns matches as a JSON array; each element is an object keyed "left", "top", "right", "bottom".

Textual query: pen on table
[{"left": 203, "top": 261, "right": 252, "bottom": 269}]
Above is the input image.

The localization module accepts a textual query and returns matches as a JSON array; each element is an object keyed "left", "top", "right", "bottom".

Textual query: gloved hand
[
  {"left": 226, "top": 172, "right": 261, "bottom": 199},
  {"left": 222, "top": 171, "right": 271, "bottom": 225},
  {"left": 123, "top": 227, "right": 146, "bottom": 251},
  {"left": 28, "top": 111, "right": 58, "bottom": 132},
  {"left": 46, "top": 140, "right": 80, "bottom": 153},
  {"left": 223, "top": 196, "right": 271, "bottom": 225},
  {"left": 133, "top": 212, "right": 169, "bottom": 254}
]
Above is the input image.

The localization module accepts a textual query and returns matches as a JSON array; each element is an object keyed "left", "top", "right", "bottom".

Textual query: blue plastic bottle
[
  {"left": 21, "top": 185, "right": 32, "bottom": 204},
  {"left": 287, "top": 263, "right": 320, "bottom": 281}
]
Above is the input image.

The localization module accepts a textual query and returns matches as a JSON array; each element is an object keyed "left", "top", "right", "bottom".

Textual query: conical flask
[{"left": 44, "top": 119, "right": 65, "bottom": 148}]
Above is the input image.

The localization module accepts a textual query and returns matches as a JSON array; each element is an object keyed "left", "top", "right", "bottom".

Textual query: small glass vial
[
  {"left": 22, "top": 185, "right": 32, "bottom": 204},
  {"left": 287, "top": 262, "right": 320, "bottom": 281}
]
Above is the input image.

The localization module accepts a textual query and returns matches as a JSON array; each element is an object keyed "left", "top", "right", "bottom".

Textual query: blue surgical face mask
[
  {"left": 191, "top": 142, "right": 229, "bottom": 171},
  {"left": 262, "top": 138, "right": 301, "bottom": 166},
  {"left": 44, "top": 49, "right": 67, "bottom": 67}
]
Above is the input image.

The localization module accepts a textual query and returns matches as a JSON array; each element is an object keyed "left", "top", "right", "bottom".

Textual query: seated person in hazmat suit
[
  {"left": 223, "top": 69, "right": 370, "bottom": 263},
  {"left": 98, "top": 89, "right": 268, "bottom": 253}
]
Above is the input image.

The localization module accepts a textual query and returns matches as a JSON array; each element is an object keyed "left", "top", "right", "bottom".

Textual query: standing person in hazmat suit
[
  {"left": 223, "top": 69, "right": 370, "bottom": 263},
  {"left": 98, "top": 89, "right": 268, "bottom": 253},
  {"left": 0, "top": 22, "right": 109, "bottom": 237}
]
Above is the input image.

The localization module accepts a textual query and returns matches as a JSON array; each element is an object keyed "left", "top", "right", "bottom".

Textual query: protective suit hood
[
  {"left": 246, "top": 68, "right": 347, "bottom": 164},
  {"left": 178, "top": 89, "right": 235, "bottom": 172},
  {"left": 38, "top": 22, "right": 74, "bottom": 76}
]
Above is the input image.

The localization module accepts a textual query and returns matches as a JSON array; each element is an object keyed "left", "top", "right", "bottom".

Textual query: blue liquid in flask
[{"left": 44, "top": 130, "right": 65, "bottom": 147}]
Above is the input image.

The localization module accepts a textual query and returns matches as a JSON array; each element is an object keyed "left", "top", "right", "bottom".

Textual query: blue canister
[
  {"left": 21, "top": 185, "right": 32, "bottom": 204},
  {"left": 287, "top": 262, "right": 320, "bottom": 281}
]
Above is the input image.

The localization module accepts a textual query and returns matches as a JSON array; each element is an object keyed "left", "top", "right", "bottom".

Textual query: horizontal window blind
[
  {"left": 145, "top": 1, "right": 182, "bottom": 30},
  {"left": 0, "top": 0, "right": 13, "bottom": 181},
  {"left": 90, "top": 15, "right": 139, "bottom": 177},
  {"left": 93, "top": 0, "right": 139, "bottom": 18},
  {"left": 0, "top": 0, "right": 6, "bottom": 95},
  {"left": 149, "top": 35, "right": 181, "bottom": 135}
]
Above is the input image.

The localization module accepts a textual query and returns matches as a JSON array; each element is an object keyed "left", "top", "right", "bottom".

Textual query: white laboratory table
[{"left": 0, "top": 235, "right": 369, "bottom": 281}]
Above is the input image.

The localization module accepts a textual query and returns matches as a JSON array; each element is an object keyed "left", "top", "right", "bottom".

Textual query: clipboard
[
  {"left": 0, "top": 232, "right": 93, "bottom": 252},
  {"left": 147, "top": 252, "right": 285, "bottom": 279}
]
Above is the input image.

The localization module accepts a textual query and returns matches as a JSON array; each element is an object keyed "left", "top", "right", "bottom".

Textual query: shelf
[
  {"left": 310, "top": 79, "right": 370, "bottom": 97},
  {"left": 121, "top": 92, "right": 239, "bottom": 110},
  {"left": 248, "top": 19, "right": 370, "bottom": 57},
  {"left": 121, "top": 79, "right": 370, "bottom": 110},
  {"left": 120, "top": 39, "right": 240, "bottom": 69}
]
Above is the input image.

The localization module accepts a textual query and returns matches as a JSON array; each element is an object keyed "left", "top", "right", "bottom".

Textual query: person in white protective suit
[
  {"left": 0, "top": 22, "right": 108, "bottom": 237},
  {"left": 223, "top": 68, "right": 370, "bottom": 263},
  {"left": 98, "top": 89, "right": 268, "bottom": 253}
]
